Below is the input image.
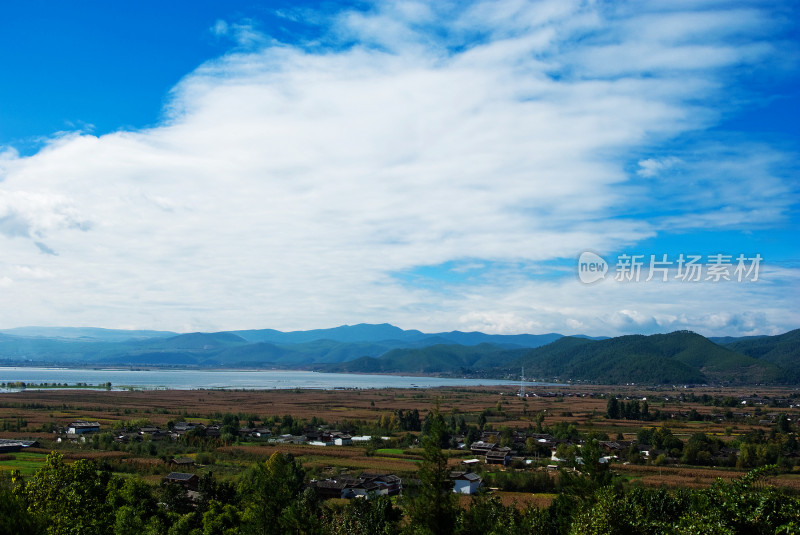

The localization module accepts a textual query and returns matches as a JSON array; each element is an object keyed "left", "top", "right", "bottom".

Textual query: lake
[{"left": 0, "top": 367, "right": 559, "bottom": 391}]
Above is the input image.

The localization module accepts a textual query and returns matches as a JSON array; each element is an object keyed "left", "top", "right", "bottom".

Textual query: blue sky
[{"left": 0, "top": 0, "right": 798, "bottom": 336}]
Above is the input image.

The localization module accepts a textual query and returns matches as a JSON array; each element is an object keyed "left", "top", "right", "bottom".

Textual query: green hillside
[
  {"left": 513, "top": 331, "right": 779, "bottom": 384},
  {"left": 724, "top": 329, "right": 800, "bottom": 381},
  {"left": 326, "top": 344, "right": 524, "bottom": 375}
]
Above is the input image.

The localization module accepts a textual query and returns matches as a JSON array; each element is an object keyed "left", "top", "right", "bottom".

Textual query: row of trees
[{"left": 606, "top": 397, "right": 650, "bottom": 420}]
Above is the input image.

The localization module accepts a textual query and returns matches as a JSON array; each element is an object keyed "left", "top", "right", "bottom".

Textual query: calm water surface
[{"left": 0, "top": 367, "right": 559, "bottom": 391}]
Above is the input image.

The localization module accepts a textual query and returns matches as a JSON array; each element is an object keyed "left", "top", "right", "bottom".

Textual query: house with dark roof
[
  {"left": 470, "top": 441, "right": 496, "bottom": 455},
  {"left": 164, "top": 472, "right": 199, "bottom": 490},
  {"left": 486, "top": 447, "right": 513, "bottom": 466},
  {"left": 309, "top": 472, "right": 402, "bottom": 499},
  {"left": 0, "top": 439, "right": 38, "bottom": 453},
  {"left": 450, "top": 471, "right": 482, "bottom": 494}
]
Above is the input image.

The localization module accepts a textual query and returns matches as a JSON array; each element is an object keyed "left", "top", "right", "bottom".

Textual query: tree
[
  {"left": 477, "top": 411, "right": 487, "bottom": 430},
  {"left": 240, "top": 452, "right": 306, "bottom": 535},
  {"left": 606, "top": 397, "right": 620, "bottom": 420},
  {"left": 14, "top": 451, "right": 113, "bottom": 535},
  {"left": 280, "top": 487, "right": 325, "bottom": 534},
  {"left": 776, "top": 413, "right": 791, "bottom": 433},
  {"left": 456, "top": 493, "right": 519, "bottom": 535},
  {"left": 555, "top": 443, "right": 577, "bottom": 467},
  {"left": 203, "top": 500, "right": 243, "bottom": 535},
  {"left": 579, "top": 439, "right": 611, "bottom": 488},
  {"left": 535, "top": 411, "right": 545, "bottom": 432},
  {"left": 405, "top": 408, "right": 458, "bottom": 535},
  {"left": 106, "top": 477, "right": 162, "bottom": 535},
  {"left": 0, "top": 480, "right": 39, "bottom": 535},
  {"left": 326, "top": 495, "right": 401, "bottom": 535},
  {"left": 568, "top": 486, "right": 637, "bottom": 535}
]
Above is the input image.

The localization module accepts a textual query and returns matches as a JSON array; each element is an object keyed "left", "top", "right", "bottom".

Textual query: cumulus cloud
[{"left": 0, "top": 0, "right": 796, "bottom": 335}]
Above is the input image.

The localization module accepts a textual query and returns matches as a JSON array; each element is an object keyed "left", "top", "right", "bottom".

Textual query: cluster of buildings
[
  {"left": 56, "top": 420, "right": 275, "bottom": 444},
  {"left": 309, "top": 472, "right": 403, "bottom": 499}
]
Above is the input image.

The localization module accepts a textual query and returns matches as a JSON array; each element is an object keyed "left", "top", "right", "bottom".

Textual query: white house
[
  {"left": 67, "top": 421, "right": 100, "bottom": 434},
  {"left": 334, "top": 435, "right": 353, "bottom": 446},
  {"left": 450, "top": 471, "right": 482, "bottom": 495}
]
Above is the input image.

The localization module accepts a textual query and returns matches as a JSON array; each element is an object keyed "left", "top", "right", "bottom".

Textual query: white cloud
[
  {"left": 637, "top": 156, "right": 681, "bottom": 178},
  {"left": 0, "top": 0, "right": 796, "bottom": 336},
  {"left": 212, "top": 19, "right": 229, "bottom": 37}
]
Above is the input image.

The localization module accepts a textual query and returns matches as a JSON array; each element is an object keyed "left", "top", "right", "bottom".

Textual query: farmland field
[{"left": 0, "top": 383, "right": 798, "bottom": 491}]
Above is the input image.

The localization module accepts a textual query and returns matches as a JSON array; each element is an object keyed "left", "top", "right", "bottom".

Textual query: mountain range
[{"left": 0, "top": 324, "right": 797, "bottom": 385}]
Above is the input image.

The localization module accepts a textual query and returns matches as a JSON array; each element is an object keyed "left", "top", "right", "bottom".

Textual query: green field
[
  {"left": 375, "top": 448, "right": 404, "bottom": 455},
  {"left": 0, "top": 451, "right": 49, "bottom": 476}
]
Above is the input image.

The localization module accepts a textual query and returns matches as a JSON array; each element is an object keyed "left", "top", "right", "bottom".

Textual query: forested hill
[
  {"left": 511, "top": 331, "right": 781, "bottom": 384},
  {"left": 721, "top": 328, "right": 800, "bottom": 382},
  {"left": 327, "top": 330, "right": 797, "bottom": 385}
]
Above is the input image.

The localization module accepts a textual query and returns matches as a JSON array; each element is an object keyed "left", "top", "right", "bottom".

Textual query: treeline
[
  {"left": 614, "top": 421, "right": 800, "bottom": 470},
  {"left": 0, "top": 381, "right": 112, "bottom": 389}
]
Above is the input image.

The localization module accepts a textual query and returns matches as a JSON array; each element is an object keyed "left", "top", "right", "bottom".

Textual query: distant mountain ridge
[
  {"left": 0, "top": 323, "right": 575, "bottom": 368},
  {"left": 324, "top": 329, "right": 798, "bottom": 385},
  {"left": 0, "top": 326, "right": 177, "bottom": 342},
  {"left": 0, "top": 324, "right": 796, "bottom": 385}
]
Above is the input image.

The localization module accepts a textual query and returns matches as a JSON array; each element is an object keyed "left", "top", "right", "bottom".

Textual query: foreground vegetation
[{"left": 3, "top": 438, "right": 799, "bottom": 534}]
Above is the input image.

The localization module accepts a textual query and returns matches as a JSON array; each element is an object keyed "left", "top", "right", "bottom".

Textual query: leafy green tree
[
  {"left": 240, "top": 452, "right": 305, "bottom": 535},
  {"left": 682, "top": 466, "right": 799, "bottom": 534},
  {"left": 535, "top": 411, "right": 545, "bottom": 432},
  {"left": 579, "top": 439, "right": 611, "bottom": 487},
  {"left": 14, "top": 451, "right": 113, "bottom": 535},
  {"left": 477, "top": 411, "right": 487, "bottom": 430},
  {"left": 106, "top": 477, "right": 162, "bottom": 535},
  {"left": 568, "top": 486, "right": 637, "bottom": 535},
  {"left": 280, "top": 487, "right": 325, "bottom": 534},
  {"left": 202, "top": 500, "right": 242, "bottom": 535},
  {"left": 605, "top": 397, "right": 620, "bottom": 420},
  {"left": 555, "top": 443, "right": 577, "bottom": 467},
  {"left": 165, "top": 511, "right": 199, "bottom": 535},
  {"left": 196, "top": 472, "right": 238, "bottom": 519},
  {"left": 326, "top": 494, "right": 401, "bottom": 535},
  {"left": 456, "top": 493, "right": 519, "bottom": 535},
  {"left": 0, "top": 479, "right": 39, "bottom": 535}
]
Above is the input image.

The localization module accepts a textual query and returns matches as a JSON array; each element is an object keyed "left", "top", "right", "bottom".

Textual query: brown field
[
  {"left": 615, "top": 463, "right": 745, "bottom": 489},
  {"left": 217, "top": 444, "right": 422, "bottom": 475},
  {"left": 1, "top": 384, "right": 798, "bottom": 491},
  {"left": 1, "top": 384, "right": 796, "bottom": 434}
]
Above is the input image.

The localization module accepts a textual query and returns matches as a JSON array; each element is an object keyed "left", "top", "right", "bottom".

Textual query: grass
[
  {"left": 376, "top": 448, "right": 404, "bottom": 455},
  {"left": 0, "top": 451, "right": 49, "bottom": 476}
]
